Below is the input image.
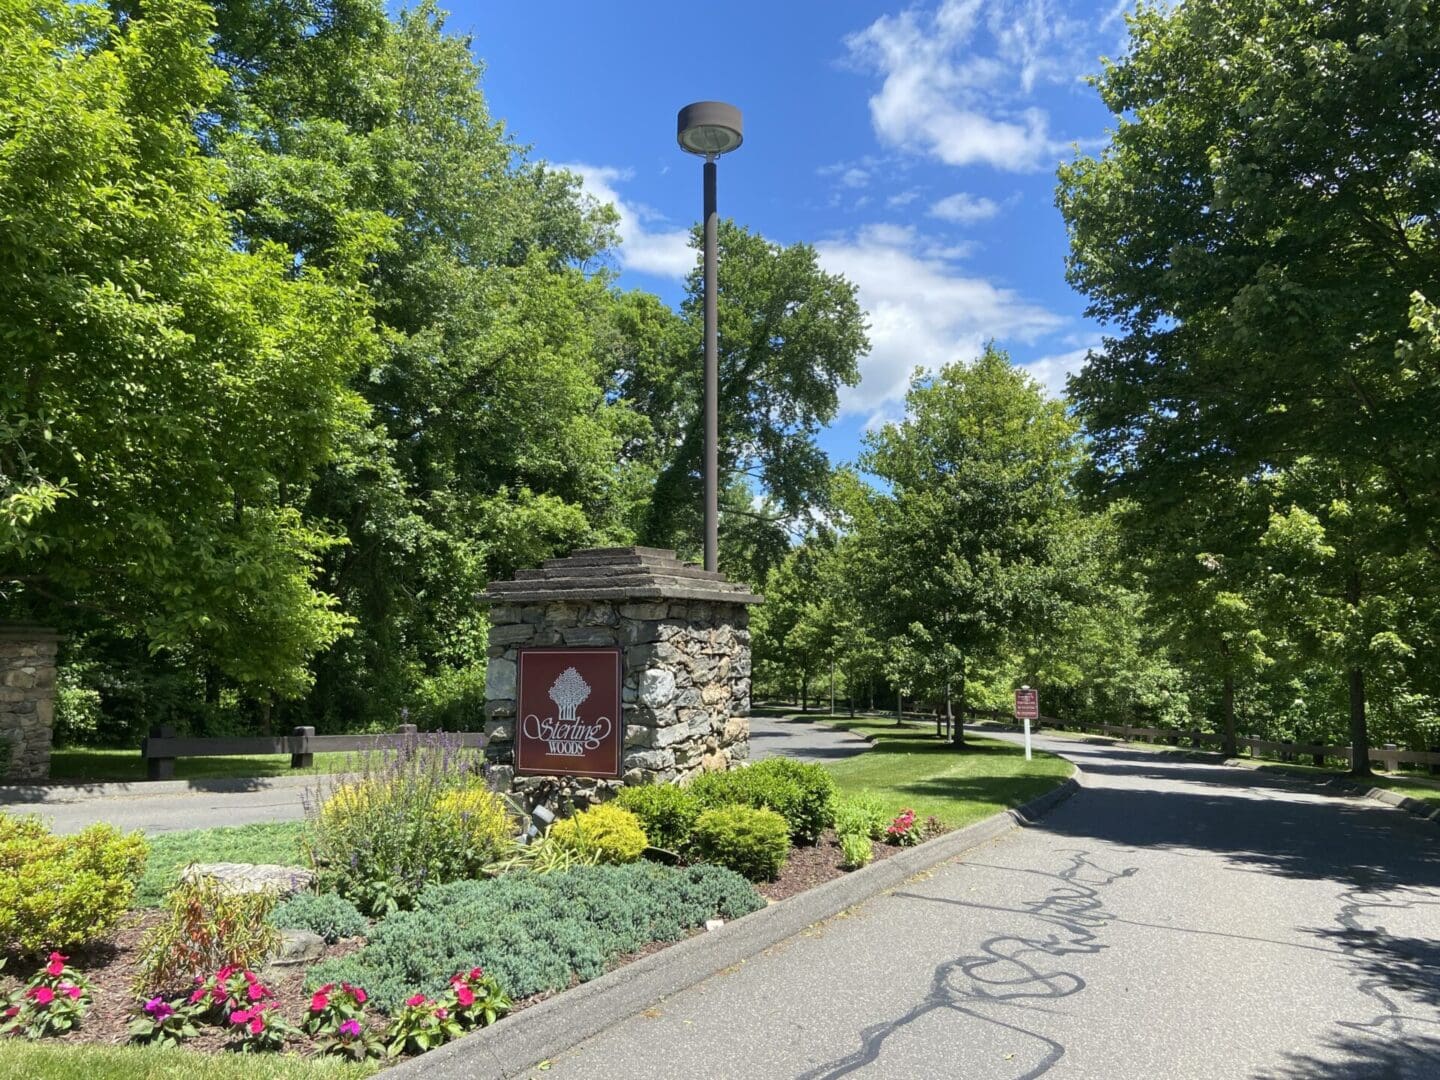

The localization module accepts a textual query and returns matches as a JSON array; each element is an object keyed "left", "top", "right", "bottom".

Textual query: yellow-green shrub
[
  {"left": 692, "top": 806, "right": 789, "bottom": 881},
  {"left": 434, "top": 786, "right": 513, "bottom": 858},
  {"left": 0, "top": 813, "right": 148, "bottom": 953},
  {"left": 550, "top": 804, "right": 648, "bottom": 864}
]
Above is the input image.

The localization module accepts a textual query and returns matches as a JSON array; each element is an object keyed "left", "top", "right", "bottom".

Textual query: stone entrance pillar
[
  {"left": 478, "top": 547, "right": 761, "bottom": 810},
  {"left": 0, "top": 625, "right": 60, "bottom": 781}
]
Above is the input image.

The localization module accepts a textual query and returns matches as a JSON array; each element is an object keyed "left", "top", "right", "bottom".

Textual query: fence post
[
  {"left": 1380, "top": 743, "right": 1397, "bottom": 774},
  {"left": 291, "top": 726, "right": 315, "bottom": 769},
  {"left": 144, "top": 724, "right": 177, "bottom": 781},
  {"left": 396, "top": 723, "right": 418, "bottom": 738}
]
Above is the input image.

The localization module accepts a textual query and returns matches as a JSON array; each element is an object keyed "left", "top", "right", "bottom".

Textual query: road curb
[
  {"left": 1219, "top": 759, "right": 1440, "bottom": 827},
  {"left": 0, "top": 771, "right": 335, "bottom": 805},
  {"left": 386, "top": 767, "right": 1083, "bottom": 1079}
]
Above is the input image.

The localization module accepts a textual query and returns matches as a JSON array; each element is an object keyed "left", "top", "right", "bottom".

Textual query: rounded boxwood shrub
[
  {"left": 0, "top": 812, "right": 147, "bottom": 953},
  {"left": 550, "top": 804, "right": 648, "bottom": 864},
  {"left": 614, "top": 784, "right": 701, "bottom": 853},
  {"left": 689, "top": 758, "right": 836, "bottom": 844},
  {"left": 692, "top": 805, "right": 790, "bottom": 881},
  {"left": 270, "top": 890, "right": 369, "bottom": 943}
]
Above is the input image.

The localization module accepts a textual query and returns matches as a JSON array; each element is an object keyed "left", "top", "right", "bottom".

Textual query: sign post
[{"left": 1014, "top": 686, "right": 1039, "bottom": 761}]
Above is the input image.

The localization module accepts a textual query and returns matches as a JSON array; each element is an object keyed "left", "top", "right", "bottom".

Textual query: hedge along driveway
[{"left": 814, "top": 716, "right": 1075, "bottom": 825}]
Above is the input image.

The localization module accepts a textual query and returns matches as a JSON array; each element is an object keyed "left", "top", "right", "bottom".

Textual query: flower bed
[{"left": 1, "top": 733, "right": 946, "bottom": 1068}]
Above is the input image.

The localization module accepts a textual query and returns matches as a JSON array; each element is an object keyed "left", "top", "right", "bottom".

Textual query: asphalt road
[
  {"left": 5, "top": 714, "right": 869, "bottom": 835},
  {"left": 539, "top": 734, "right": 1440, "bottom": 1079}
]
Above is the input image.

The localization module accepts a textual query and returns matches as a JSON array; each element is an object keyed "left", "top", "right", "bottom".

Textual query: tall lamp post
[{"left": 677, "top": 101, "right": 743, "bottom": 573}]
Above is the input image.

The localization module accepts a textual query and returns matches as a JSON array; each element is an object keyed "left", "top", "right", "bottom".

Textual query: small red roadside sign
[{"left": 1014, "top": 688, "right": 1039, "bottom": 721}]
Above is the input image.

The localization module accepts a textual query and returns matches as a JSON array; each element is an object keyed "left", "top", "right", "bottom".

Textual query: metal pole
[{"left": 703, "top": 157, "right": 719, "bottom": 573}]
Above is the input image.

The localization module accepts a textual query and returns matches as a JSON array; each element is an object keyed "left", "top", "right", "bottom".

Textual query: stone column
[
  {"left": 479, "top": 547, "right": 760, "bottom": 812},
  {"left": 0, "top": 626, "right": 60, "bottom": 781}
]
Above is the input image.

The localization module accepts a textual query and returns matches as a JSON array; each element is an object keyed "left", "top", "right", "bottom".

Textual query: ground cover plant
[
  {"left": 0, "top": 813, "right": 148, "bottom": 952},
  {"left": 271, "top": 893, "right": 369, "bottom": 945},
  {"left": 306, "top": 863, "right": 765, "bottom": 1010}
]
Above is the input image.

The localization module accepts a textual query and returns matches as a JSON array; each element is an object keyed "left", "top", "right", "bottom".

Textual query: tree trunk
[
  {"left": 800, "top": 673, "right": 808, "bottom": 713},
  {"left": 829, "top": 658, "right": 836, "bottom": 716},
  {"left": 897, "top": 690, "right": 903, "bottom": 726},
  {"left": 1349, "top": 667, "right": 1371, "bottom": 777},
  {"left": 951, "top": 658, "right": 967, "bottom": 748},
  {"left": 1221, "top": 672, "right": 1238, "bottom": 758}
]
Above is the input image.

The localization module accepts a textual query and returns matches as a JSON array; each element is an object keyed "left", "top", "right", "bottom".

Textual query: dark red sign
[
  {"left": 1014, "top": 688, "right": 1039, "bottom": 720},
  {"left": 516, "top": 648, "right": 623, "bottom": 778}
]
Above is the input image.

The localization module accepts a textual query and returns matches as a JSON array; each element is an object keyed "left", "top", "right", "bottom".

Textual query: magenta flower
[
  {"left": 405, "top": 993, "right": 426, "bottom": 1007},
  {"left": 45, "top": 952, "right": 66, "bottom": 977},
  {"left": 29, "top": 986, "right": 54, "bottom": 1006},
  {"left": 144, "top": 996, "right": 174, "bottom": 1020},
  {"left": 61, "top": 983, "right": 82, "bottom": 1000},
  {"left": 339, "top": 1019, "right": 362, "bottom": 1037}
]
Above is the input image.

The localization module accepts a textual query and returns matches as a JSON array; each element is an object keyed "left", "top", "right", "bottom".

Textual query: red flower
[
  {"left": 455, "top": 985, "right": 475, "bottom": 1007},
  {"left": 61, "top": 983, "right": 82, "bottom": 1000},
  {"left": 29, "top": 986, "right": 54, "bottom": 1006},
  {"left": 311, "top": 992, "right": 330, "bottom": 1013},
  {"left": 46, "top": 952, "right": 66, "bottom": 977},
  {"left": 406, "top": 993, "right": 426, "bottom": 1007},
  {"left": 319, "top": 983, "right": 337, "bottom": 994},
  {"left": 469, "top": 966, "right": 484, "bottom": 981}
]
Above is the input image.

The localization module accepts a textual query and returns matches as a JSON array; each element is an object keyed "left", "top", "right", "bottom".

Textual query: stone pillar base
[{"left": 0, "top": 626, "right": 60, "bottom": 781}]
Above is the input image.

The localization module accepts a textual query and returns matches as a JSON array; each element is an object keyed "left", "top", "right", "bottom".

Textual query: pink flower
[
  {"left": 230, "top": 1009, "right": 251, "bottom": 1025},
  {"left": 144, "top": 997, "right": 174, "bottom": 1020},
  {"left": 217, "top": 966, "right": 236, "bottom": 981},
  {"left": 46, "top": 952, "right": 66, "bottom": 977},
  {"left": 469, "top": 967, "right": 484, "bottom": 981},
  {"left": 339, "top": 1019, "right": 362, "bottom": 1037},
  {"left": 188, "top": 988, "right": 206, "bottom": 1005},
  {"left": 310, "top": 992, "right": 330, "bottom": 1013},
  {"left": 435, "top": 1007, "right": 448, "bottom": 1020},
  {"left": 249, "top": 1017, "right": 264, "bottom": 1035},
  {"left": 247, "top": 982, "right": 268, "bottom": 1001},
  {"left": 29, "top": 986, "right": 54, "bottom": 1006},
  {"left": 455, "top": 985, "right": 475, "bottom": 1007},
  {"left": 243, "top": 970, "right": 258, "bottom": 985},
  {"left": 61, "top": 983, "right": 82, "bottom": 1000},
  {"left": 344, "top": 983, "right": 367, "bottom": 1005},
  {"left": 319, "top": 983, "right": 336, "bottom": 994},
  {"left": 406, "top": 993, "right": 426, "bottom": 1007}
]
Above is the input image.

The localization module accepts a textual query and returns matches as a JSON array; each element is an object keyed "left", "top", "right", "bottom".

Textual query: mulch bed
[
  {"left": 757, "top": 829, "right": 905, "bottom": 902},
  {"left": 1, "top": 829, "right": 934, "bottom": 1058}
]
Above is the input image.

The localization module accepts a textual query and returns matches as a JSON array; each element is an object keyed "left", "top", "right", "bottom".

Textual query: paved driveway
[
  {"left": 538, "top": 734, "right": 1440, "bottom": 1079},
  {"left": 748, "top": 711, "right": 873, "bottom": 764}
]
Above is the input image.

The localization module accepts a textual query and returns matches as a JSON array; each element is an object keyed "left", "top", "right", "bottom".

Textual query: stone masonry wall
[
  {"left": 482, "top": 600, "right": 751, "bottom": 811},
  {"left": 0, "top": 628, "right": 59, "bottom": 781}
]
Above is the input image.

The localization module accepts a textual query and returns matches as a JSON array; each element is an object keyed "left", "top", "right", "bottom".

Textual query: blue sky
[{"left": 446, "top": 0, "right": 1134, "bottom": 467}]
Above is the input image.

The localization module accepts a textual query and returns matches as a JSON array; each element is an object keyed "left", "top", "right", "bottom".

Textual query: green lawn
[
  {"left": 48, "top": 747, "right": 353, "bottom": 784},
  {"left": 137, "top": 821, "right": 309, "bottom": 907},
  {"left": 1, "top": 1041, "right": 379, "bottom": 1080},
  {"left": 815, "top": 716, "right": 1074, "bottom": 828}
]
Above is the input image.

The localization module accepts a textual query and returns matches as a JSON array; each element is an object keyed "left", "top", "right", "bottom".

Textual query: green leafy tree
[
  {"left": 852, "top": 347, "right": 1085, "bottom": 747},
  {"left": 1, "top": 0, "right": 375, "bottom": 700}
]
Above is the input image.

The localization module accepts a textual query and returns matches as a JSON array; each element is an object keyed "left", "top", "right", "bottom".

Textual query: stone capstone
[{"left": 268, "top": 929, "right": 327, "bottom": 968}]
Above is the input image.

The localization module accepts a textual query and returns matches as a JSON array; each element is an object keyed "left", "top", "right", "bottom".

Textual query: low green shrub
[
  {"left": 306, "top": 863, "right": 765, "bottom": 1011},
  {"left": 692, "top": 806, "right": 790, "bottom": 881},
  {"left": 689, "top": 758, "right": 836, "bottom": 844},
  {"left": 305, "top": 734, "right": 511, "bottom": 915},
  {"left": 834, "top": 792, "right": 889, "bottom": 841},
  {"left": 839, "top": 832, "right": 873, "bottom": 870},
  {"left": 549, "top": 804, "right": 647, "bottom": 864},
  {"left": 133, "top": 876, "right": 280, "bottom": 995},
  {"left": 270, "top": 892, "right": 369, "bottom": 944},
  {"left": 0, "top": 813, "right": 147, "bottom": 953},
  {"left": 614, "top": 784, "right": 701, "bottom": 853}
]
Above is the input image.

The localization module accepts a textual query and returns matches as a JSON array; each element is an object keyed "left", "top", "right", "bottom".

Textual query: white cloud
[
  {"left": 561, "top": 163, "right": 694, "bottom": 279},
  {"left": 887, "top": 190, "right": 921, "bottom": 208},
  {"left": 929, "top": 192, "right": 1002, "bottom": 224},
  {"left": 846, "top": 0, "right": 1093, "bottom": 172},
  {"left": 815, "top": 223, "right": 1064, "bottom": 415},
  {"left": 1020, "top": 340, "right": 1099, "bottom": 398}
]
